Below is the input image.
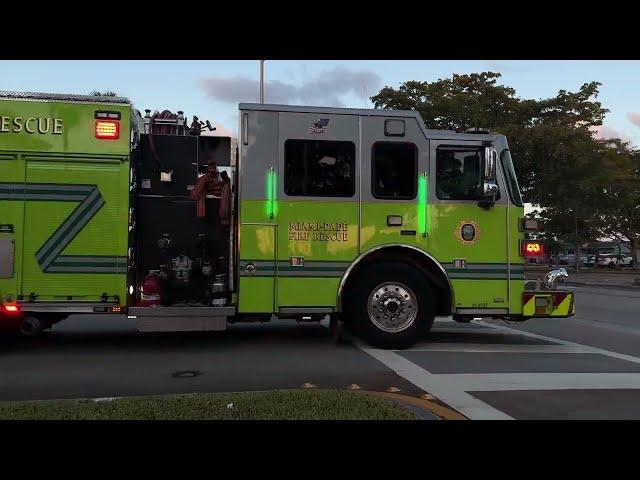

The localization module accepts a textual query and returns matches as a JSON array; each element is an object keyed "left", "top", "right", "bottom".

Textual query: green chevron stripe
[
  {"left": 51, "top": 255, "right": 128, "bottom": 263},
  {"left": 37, "top": 188, "right": 105, "bottom": 270},
  {"left": 35, "top": 189, "right": 99, "bottom": 265},
  {"left": 49, "top": 256, "right": 127, "bottom": 273},
  {"left": 0, "top": 182, "right": 111, "bottom": 273}
]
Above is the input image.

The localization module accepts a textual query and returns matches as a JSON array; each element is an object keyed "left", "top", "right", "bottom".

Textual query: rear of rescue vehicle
[{"left": 0, "top": 92, "right": 131, "bottom": 334}]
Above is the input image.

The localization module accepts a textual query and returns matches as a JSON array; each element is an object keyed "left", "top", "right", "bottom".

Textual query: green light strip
[
  {"left": 265, "top": 169, "right": 278, "bottom": 219},
  {"left": 265, "top": 170, "right": 272, "bottom": 218},
  {"left": 425, "top": 175, "right": 431, "bottom": 235},
  {"left": 418, "top": 173, "right": 429, "bottom": 236},
  {"left": 271, "top": 170, "right": 278, "bottom": 217}
]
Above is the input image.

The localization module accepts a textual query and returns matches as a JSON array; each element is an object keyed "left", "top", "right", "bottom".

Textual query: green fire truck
[{"left": 0, "top": 91, "right": 574, "bottom": 348}]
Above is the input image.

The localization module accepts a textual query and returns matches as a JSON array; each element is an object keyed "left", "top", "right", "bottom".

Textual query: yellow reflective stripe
[
  {"left": 523, "top": 295, "right": 535, "bottom": 316},
  {"left": 550, "top": 295, "right": 572, "bottom": 317}
]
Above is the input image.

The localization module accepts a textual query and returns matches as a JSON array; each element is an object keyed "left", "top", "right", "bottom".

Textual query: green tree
[
  {"left": 597, "top": 139, "right": 640, "bottom": 270},
  {"left": 371, "top": 72, "right": 522, "bottom": 131},
  {"left": 371, "top": 72, "right": 608, "bottom": 197},
  {"left": 371, "top": 72, "right": 612, "bottom": 271}
]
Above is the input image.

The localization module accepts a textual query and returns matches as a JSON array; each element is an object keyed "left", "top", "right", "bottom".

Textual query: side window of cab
[
  {"left": 371, "top": 142, "right": 418, "bottom": 200},
  {"left": 436, "top": 146, "right": 500, "bottom": 200}
]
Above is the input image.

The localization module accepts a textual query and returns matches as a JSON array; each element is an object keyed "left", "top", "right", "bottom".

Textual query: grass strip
[{"left": 0, "top": 389, "right": 420, "bottom": 420}]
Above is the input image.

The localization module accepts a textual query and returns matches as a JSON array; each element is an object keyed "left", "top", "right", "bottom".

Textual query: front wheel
[{"left": 345, "top": 261, "right": 435, "bottom": 349}]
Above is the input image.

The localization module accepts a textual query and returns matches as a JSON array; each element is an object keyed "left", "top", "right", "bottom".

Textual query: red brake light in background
[
  {"left": 95, "top": 120, "right": 120, "bottom": 139},
  {"left": 521, "top": 240, "right": 543, "bottom": 256}
]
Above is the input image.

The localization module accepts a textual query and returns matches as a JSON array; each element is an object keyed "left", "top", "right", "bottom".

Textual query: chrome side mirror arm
[{"left": 541, "top": 268, "right": 568, "bottom": 290}]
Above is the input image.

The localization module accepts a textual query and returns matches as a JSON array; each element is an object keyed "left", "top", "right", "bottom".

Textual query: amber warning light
[
  {"left": 95, "top": 120, "right": 120, "bottom": 139},
  {"left": 521, "top": 241, "right": 543, "bottom": 256}
]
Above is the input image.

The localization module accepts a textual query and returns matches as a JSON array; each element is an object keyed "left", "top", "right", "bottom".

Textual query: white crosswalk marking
[
  {"left": 353, "top": 317, "right": 640, "bottom": 420},
  {"left": 475, "top": 320, "right": 640, "bottom": 365},
  {"left": 399, "top": 343, "right": 590, "bottom": 354},
  {"left": 430, "top": 328, "right": 496, "bottom": 335},
  {"left": 430, "top": 372, "right": 640, "bottom": 392},
  {"left": 356, "top": 341, "right": 514, "bottom": 420}
]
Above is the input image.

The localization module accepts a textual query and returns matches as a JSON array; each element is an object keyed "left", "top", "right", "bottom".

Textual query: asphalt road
[
  {"left": 0, "top": 318, "right": 427, "bottom": 403},
  {"left": 2, "top": 284, "right": 640, "bottom": 419}
]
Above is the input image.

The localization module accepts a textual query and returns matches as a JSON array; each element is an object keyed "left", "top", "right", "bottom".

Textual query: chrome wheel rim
[{"left": 367, "top": 282, "right": 418, "bottom": 333}]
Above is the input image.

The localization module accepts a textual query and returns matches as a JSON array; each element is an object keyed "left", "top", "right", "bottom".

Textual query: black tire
[
  {"left": 18, "top": 313, "right": 60, "bottom": 337},
  {"left": 19, "top": 315, "right": 45, "bottom": 337},
  {"left": 345, "top": 261, "right": 435, "bottom": 349}
]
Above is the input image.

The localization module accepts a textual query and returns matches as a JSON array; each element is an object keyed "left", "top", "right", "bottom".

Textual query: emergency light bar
[{"left": 95, "top": 120, "right": 120, "bottom": 139}]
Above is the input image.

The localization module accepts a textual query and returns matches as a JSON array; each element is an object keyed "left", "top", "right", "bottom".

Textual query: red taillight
[
  {"left": 95, "top": 120, "right": 120, "bottom": 139},
  {"left": 3, "top": 304, "right": 20, "bottom": 314}
]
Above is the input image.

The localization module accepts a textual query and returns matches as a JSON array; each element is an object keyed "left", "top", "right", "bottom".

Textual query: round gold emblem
[{"left": 455, "top": 220, "right": 482, "bottom": 246}]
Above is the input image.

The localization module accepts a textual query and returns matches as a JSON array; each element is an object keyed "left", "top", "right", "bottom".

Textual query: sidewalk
[{"left": 525, "top": 266, "right": 640, "bottom": 290}]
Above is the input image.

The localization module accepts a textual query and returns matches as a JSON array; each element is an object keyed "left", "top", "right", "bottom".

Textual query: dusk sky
[{"left": 1, "top": 60, "right": 639, "bottom": 147}]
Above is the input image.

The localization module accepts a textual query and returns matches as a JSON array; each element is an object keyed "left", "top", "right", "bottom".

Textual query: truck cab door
[
  {"left": 359, "top": 116, "right": 430, "bottom": 254},
  {"left": 275, "top": 112, "right": 360, "bottom": 311},
  {"left": 429, "top": 139, "right": 511, "bottom": 315}
]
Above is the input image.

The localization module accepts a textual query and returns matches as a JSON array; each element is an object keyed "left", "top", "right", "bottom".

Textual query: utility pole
[{"left": 260, "top": 60, "right": 265, "bottom": 104}]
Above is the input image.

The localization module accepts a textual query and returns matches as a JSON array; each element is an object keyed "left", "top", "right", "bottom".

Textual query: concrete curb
[{"left": 356, "top": 390, "right": 467, "bottom": 420}]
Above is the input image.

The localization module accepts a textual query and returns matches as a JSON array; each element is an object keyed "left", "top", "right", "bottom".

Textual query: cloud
[
  {"left": 627, "top": 112, "right": 640, "bottom": 128},
  {"left": 200, "top": 66, "right": 382, "bottom": 107},
  {"left": 590, "top": 125, "right": 630, "bottom": 142}
]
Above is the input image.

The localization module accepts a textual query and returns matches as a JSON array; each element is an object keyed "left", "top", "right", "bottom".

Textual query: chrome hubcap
[{"left": 367, "top": 282, "right": 418, "bottom": 333}]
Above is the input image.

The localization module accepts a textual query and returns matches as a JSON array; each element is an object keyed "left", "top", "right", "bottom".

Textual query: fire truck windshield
[{"left": 500, "top": 149, "right": 524, "bottom": 207}]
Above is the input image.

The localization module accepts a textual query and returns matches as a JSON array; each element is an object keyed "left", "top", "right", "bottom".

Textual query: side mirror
[
  {"left": 484, "top": 147, "right": 498, "bottom": 180},
  {"left": 478, "top": 148, "right": 498, "bottom": 209},
  {"left": 478, "top": 181, "right": 498, "bottom": 209},
  {"left": 483, "top": 182, "right": 499, "bottom": 196}
]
